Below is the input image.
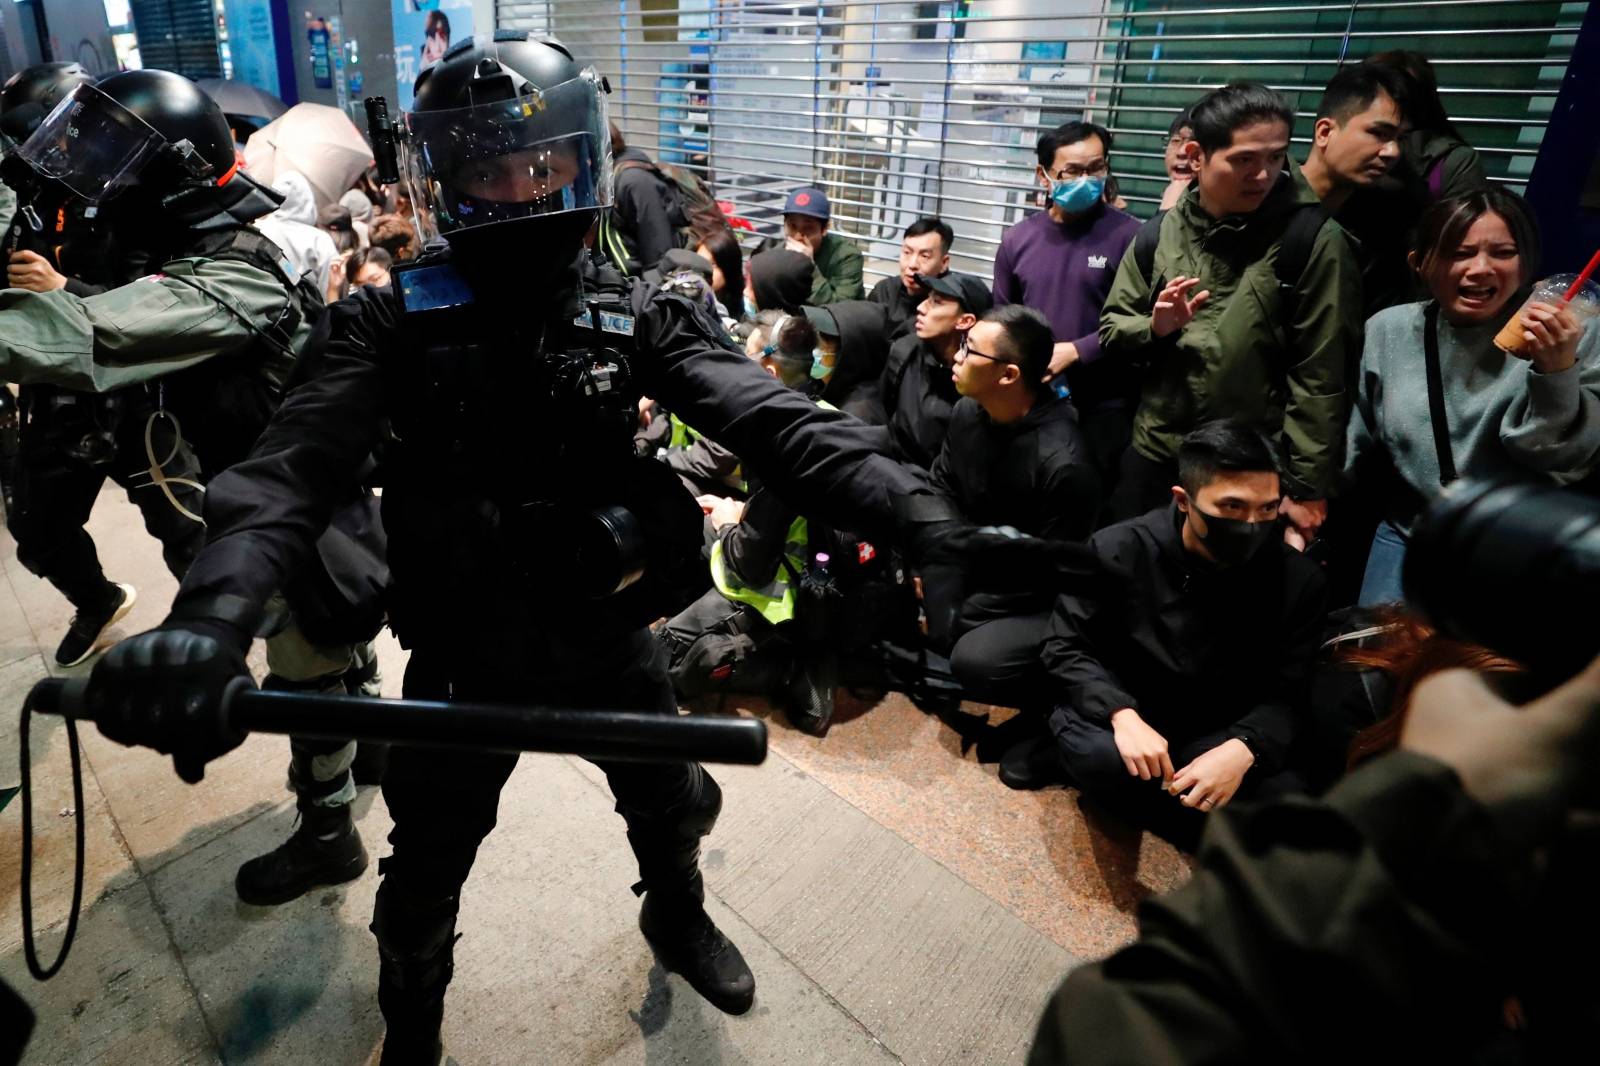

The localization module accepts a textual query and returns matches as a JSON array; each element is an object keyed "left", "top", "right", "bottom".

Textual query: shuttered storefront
[{"left": 496, "top": 0, "right": 1583, "bottom": 285}]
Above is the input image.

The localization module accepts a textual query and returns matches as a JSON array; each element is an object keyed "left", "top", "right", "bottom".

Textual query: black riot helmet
[
  {"left": 13, "top": 69, "right": 270, "bottom": 225},
  {"left": 399, "top": 32, "right": 613, "bottom": 264},
  {"left": 0, "top": 62, "right": 92, "bottom": 148}
]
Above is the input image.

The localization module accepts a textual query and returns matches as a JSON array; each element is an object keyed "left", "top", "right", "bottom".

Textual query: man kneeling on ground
[
  {"left": 1013, "top": 420, "right": 1327, "bottom": 847},
  {"left": 930, "top": 306, "right": 1100, "bottom": 719}
]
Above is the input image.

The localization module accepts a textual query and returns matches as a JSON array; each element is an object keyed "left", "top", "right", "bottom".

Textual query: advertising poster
[
  {"left": 223, "top": 0, "right": 282, "bottom": 97},
  {"left": 392, "top": 0, "right": 475, "bottom": 111},
  {"left": 307, "top": 17, "right": 334, "bottom": 90}
]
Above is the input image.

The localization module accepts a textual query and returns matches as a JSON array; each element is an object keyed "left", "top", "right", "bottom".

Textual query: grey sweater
[{"left": 1347, "top": 300, "right": 1600, "bottom": 533}]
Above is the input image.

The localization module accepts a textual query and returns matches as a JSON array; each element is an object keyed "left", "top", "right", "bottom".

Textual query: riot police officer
[
  {"left": 0, "top": 70, "right": 384, "bottom": 906},
  {"left": 0, "top": 61, "right": 209, "bottom": 667},
  {"left": 73, "top": 35, "right": 928, "bottom": 1064}
]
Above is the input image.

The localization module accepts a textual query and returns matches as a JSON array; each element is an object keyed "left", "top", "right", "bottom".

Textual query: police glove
[{"left": 88, "top": 619, "right": 254, "bottom": 784}]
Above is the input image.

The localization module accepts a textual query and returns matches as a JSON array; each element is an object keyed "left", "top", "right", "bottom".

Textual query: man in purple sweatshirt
[{"left": 993, "top": 120, "right": 1141, "bottom": 498}]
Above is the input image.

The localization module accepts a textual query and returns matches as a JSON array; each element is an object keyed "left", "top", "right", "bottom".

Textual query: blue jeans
[{"left": 1358, "top": 520, "right": 1409, "bottom": 606}]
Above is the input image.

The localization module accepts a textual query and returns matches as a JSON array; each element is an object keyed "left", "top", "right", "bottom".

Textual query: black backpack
[
  {"left": 615, "top": 157, "right": 730, "bottom": 243},
  {"left": 158, "top": 225, "right": 323, "bottom": 475},
  {"left": 1130, "top": 202, "right": 1329, "bottom": 323}
]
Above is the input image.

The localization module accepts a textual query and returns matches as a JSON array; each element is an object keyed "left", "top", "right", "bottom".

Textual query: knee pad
[
  {"left": 618, "top": 765, "right": 723, "bottom": 845},
  {"left": 371, "top": 862, "right": 461, "bottom": 971},
  {"left": 674, "top": 767, "right": 723, "bottom": 841}
]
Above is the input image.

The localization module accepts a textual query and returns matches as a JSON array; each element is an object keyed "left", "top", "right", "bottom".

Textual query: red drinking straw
[{"left": 1562, "top": 247, "right": 1600, "bottom": 302}]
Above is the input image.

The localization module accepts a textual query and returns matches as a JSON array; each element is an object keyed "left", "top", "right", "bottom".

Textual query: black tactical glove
[
  {"left": 87, "top": 618, "right": 255, "bottom": 784},
  {"left": 941, "top": 526, "right": 1106, "bottom": 596}
]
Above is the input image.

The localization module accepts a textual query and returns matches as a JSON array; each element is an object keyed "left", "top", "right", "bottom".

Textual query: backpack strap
[
  {"left": 613, "top": 157, "right": 655, "bottom": 178},
  {"left": 1274, "top": 202, "right": 1329, "bottom": 293},
  {"left": 1132, "top": 210, "right": 1167, "bottom": 306},
  {"left": 1425, "top": 156, "right": 1446, "bottom": 200},
  {"left": 1422, "top": 301, "right": 1458, "bottom": 485}
]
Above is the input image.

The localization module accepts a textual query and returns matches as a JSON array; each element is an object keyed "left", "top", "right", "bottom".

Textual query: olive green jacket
[
  {"left": 1100, "top": 171, "right": 1361, "bottom": 498},
  {"left": 0, "top": 256, "right": 309, "bottom": 394},
  {"left": 810, "top": 231, "right": 865, "bottom": 304}
]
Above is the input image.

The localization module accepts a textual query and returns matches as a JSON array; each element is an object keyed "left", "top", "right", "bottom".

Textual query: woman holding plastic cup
[{"left": 1346, "top": 187, "right": 1600, "bottom": 604}]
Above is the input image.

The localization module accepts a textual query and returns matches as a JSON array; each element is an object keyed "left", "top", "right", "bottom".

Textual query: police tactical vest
[
  {"left": 159, "top": 224, "right": 314, "bottom": 476},
  {"left": 377, "top": 252, "right": 704, "bottom": 649}
]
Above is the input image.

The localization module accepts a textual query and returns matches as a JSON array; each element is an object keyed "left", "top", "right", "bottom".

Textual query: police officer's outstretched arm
[
  {"left": 635, "top": 290, "right": 927, "bottom": 538},
  {"left": 0, "top": 256, "right": 295, "bottom": 393}
]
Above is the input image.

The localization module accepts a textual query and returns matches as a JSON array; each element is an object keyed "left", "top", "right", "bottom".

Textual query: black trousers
[
  {"left": 1077, "top": 405, "right": 1133, "bottom": 511},
  {"left": 378, "top": 627, "right": 707, "bottom": 903},
  {"left": 1050, "top": 704, "right": 1307, "bottom": 848},
  {"left": 9, "top": 392, "right": 205, "bottom": 609},
  {"left": 1106, "top": 446, "right": 1178, "bottom": 527},
  {"left": 948, "top": 610, "right": 1051, "bottom": 709}
]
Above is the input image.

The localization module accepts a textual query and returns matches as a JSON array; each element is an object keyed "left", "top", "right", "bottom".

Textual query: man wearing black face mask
[{"left": 1008, "top": 421, "right": 1326, "bottom": 846}]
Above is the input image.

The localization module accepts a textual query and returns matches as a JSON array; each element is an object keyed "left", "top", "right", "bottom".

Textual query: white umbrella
[{"left": 243, "top": 103, "right": 373, "bottom": 209}]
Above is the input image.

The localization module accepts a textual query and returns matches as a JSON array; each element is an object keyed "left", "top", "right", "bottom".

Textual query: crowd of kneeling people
[{"left": 616, "top": 55, "right": 1600, "bottom": 849}]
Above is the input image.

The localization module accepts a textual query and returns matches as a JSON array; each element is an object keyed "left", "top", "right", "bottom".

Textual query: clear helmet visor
[
  {"left": 14, "top": 83, "right": 169, "bottom": 202},
  {"left": 400, "top": 68, "right": 612, "bottom": 239}
]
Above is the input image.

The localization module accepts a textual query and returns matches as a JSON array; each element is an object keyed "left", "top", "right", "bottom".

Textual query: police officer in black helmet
[
  {"left": 0, "top": 61, "right": 210, "bottom": 669},
  {"left": 0, "top": 69, "right": 393, "bottom": 910},
  {"left": 76, "top": 34, "right": 929, "bottom": 1063},
  {"left": 0, "top": 68, "right": 310, "bottom": 466}
]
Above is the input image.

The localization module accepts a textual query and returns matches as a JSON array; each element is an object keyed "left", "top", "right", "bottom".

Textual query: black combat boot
[
  {"left": 627, "top": 770, "right": 756, "bottom": 1014},
  {"left": 235, "top": 798, "right": 368, "bottom": 905},
  {"left": 371, "top": 873, "right": 460, "bottom": 1066}
]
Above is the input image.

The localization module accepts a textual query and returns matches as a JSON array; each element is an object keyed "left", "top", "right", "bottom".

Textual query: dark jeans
[
  {"left": 1106, "top": 446, "right": 1177, "bottom": 526},
  {"left": 1078, "top": 405, "right": 1133, "bottom": 510},
  {"left": 948, "top": 610, "right": 1051, "bottom": 709},
  {"left": 10, "top": 393, "right": 205, "bottom": 609},
  {"left": 1050, "top": 704, "right": 1307, "bottom": 849}
]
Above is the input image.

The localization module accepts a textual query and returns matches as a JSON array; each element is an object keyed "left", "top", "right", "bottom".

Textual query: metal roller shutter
[
  {"left": 129, "top": 0, "right": 224, "bottom": 81},
  {"left": 496, "top": 0, "right": 1583, "bottom": 286}
]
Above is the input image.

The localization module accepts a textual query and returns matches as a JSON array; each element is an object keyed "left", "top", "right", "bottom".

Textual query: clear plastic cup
[{"left": 1494, "top": 273, "right": 1600, "bottom": 354}]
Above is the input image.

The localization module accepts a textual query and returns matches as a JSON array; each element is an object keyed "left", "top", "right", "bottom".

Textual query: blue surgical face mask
[
  {"left": 1050, "top": 176, "right": 1105, "bottom": 215},
  {"left": 744, "top": 294, "right": 759, "bottom": 319},
  {"left": 810, "top": 349, "right": 833, "bottom": 381}
]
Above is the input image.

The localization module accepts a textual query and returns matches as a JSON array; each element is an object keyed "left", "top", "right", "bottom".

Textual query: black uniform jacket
[
  {"left": 867, "top": 274, "right": 920, "bottom": 341},
  {"left": 1041, "top": 504, "right": 1328, "bottom": 773},
  {"left": 930, "top": 395, "right": 1101, "bottom": 629},
  {"left": 881, "top": 333, "right": 960, "bottom": 471},
  {"left": 816, "top": 299, "right": 890, "bottom": 424}
]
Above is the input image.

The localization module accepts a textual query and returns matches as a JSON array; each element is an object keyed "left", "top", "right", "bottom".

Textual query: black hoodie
[
  {"left": 812, "top": 299, "right": 890, "bottom": 423},
  {"left": 748, "top": 248, "right": 814, "bottom": 314}
]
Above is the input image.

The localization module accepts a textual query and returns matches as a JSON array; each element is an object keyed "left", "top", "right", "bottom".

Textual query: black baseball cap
[
  {"left": 918, "top": 271, "right": 993, "bottom": 315},
  {"left": 801, "top": 304, "right": 839, "bottom": 337}
]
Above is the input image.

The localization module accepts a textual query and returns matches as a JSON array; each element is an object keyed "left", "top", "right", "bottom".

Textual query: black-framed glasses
[
  {"left": 1048, "top": 159, "right": 1109, "bottom": 181},
  {"left": 958, "top": 338, "right": 1013, "bottom": 365}
]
